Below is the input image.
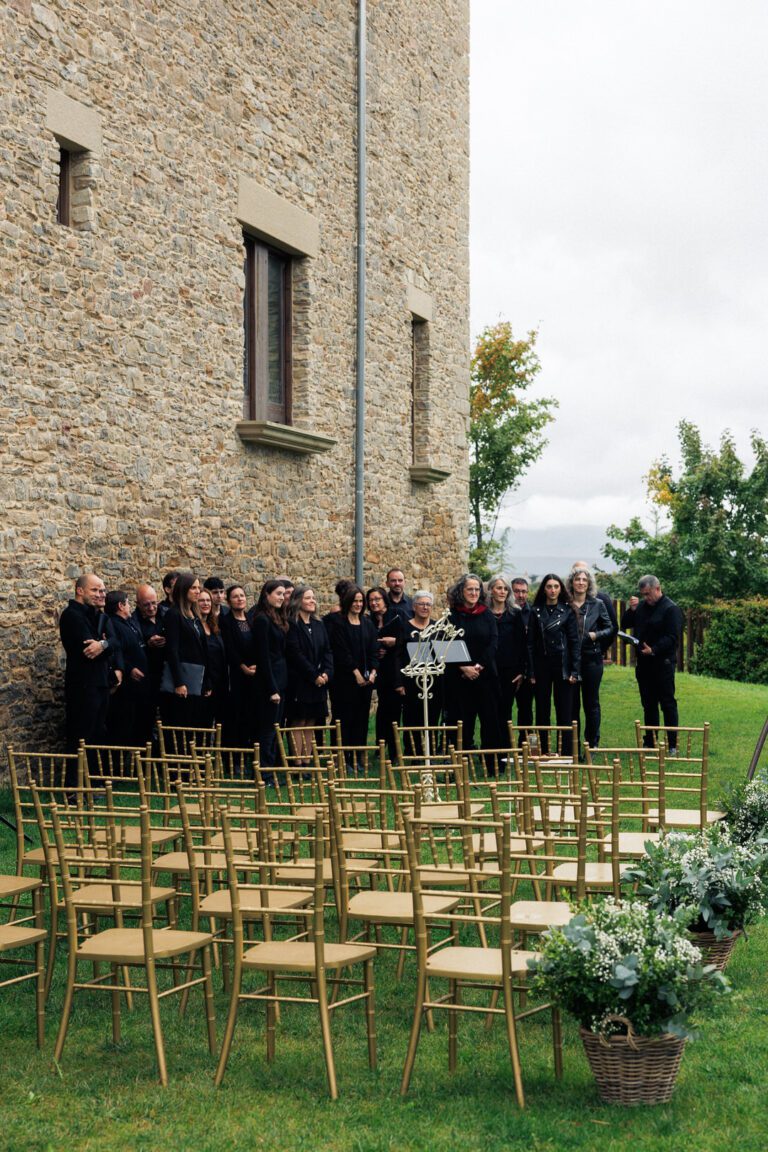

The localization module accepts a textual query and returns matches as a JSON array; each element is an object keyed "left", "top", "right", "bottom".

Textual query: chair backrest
[
  {"left": 490, "top": 783, "right": 590, "bottom": 900},
  {"left": 210, "top": 744, "right": 260, "bottom": 784},
  {"left": 391, "top": 722, "right": 463, "bottom": 766},
  {"left": 634, "top": 721, "right": 710, "bottom": 761},
  {"left": 584, "top": 745, "right": 658, "bottom": 834},
  {"left": 509, "top": 722, "right": 579, "bottom": 762},
  {"left": 80, "top": 742, "right": 144, "bottom": 782},
  {"left": 157, "top": 721, "right": 221, "bottom": 758},
  {"left": 7, "top": 746, "right": 83, "bottom": 871}
]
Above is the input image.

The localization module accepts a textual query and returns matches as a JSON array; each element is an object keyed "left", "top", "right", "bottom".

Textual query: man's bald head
[
  {"left": 136, "top": 584, "right": 159, "bottom": 621},
  {"left": 74, "top": 574, "right": 106, "bottom": 608}
]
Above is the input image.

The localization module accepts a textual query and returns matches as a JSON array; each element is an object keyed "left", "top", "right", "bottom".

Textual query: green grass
[{"left": 2, "top": 666, "right": 768, "bottom": 1151}]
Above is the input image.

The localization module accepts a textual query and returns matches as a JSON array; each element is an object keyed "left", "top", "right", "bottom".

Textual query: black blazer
[
  {"left": 492, "top": 608, "right": 526, "bottom": 678},
  {"left": 448, "top": 607, "right": 498, "bottom": 672},
  {"left": 251, "top": 612, "right": 289, "bottom": 698},
  {"left": 220, "top": 611, "right": 258, "bottom": 674},
  {"left": 286, "top": 618, "right": 333, "bottom": 709},
  {"left": 330, "top": 616, "right": 379, "bottom": 702},
  {"left": 59, "top": 600, "right": 123, "bottom": 694},
  {"left": 163, "top": 606, "right": 208, "bottom": 689}
]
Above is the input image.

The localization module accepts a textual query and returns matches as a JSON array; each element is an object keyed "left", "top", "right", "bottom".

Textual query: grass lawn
[{"left": 2, "top": 665, "right": 768, "bottom": 1151}]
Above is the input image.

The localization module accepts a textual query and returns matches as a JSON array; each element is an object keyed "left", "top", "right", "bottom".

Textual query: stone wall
[{"left": 0, "top": 0, "right": 470, "bottom": 755}]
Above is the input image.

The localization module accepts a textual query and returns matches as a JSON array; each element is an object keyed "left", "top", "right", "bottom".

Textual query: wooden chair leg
[
  {"left": 53, "top": 953, "right": 77, "bottom": 1063},
  {"left": 214, "top": 960, "right": 242, "bottom": 1087},
  {"left": 503, "top": 983, "right": 525, "bottom": 1109},
  {"left": 146, "top": 958, "right": 168, "bottom": 1087},
  {"left": 400, "top": 970, "right": 427, "bottom": 1094},
  {"left": 364, "top": 958, "right": 377, "bottom": 1070},
  {"left": 316, "top": 972, "right": 339, "bottom": 1101},
  {"left": 201, "top": 946, "right": 217, "bottom": 1055}
]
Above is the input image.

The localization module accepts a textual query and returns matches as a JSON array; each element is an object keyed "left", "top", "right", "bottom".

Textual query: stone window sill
[
  {"left": 409, "top": 464, "right": 451, "bottom": 484},
  {"left": 236, "top": 421, "right": 336, "bottom": 455}
]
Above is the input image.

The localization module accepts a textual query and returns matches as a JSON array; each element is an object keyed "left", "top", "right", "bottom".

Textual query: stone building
[{"left": 0, "top": 1, "right": 470, "bottom": 751}]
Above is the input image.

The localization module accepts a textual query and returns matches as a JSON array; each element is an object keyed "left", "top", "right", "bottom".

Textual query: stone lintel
[
  {"left": 406, "top": 283, "right": 433, "bottom": 323},
  {"left": 46, "top": 89, "right": 102, "bottom": 155},
  {"left": 236, "top": 421, "right": 336, "bottom": 455},
  {"left": 237, "top": 176, "right": 319, "bottom": 257},
  {"left": 409, "top": 463, "right": 451, "bottom": 484}
]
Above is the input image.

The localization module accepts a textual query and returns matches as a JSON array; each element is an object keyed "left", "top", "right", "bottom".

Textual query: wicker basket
[
  {"left": 580, "top": 1016, "right": 686, "bottom": 1106},
  {"left": 689, "top": 928, "right": 742, "bottom": 971}
]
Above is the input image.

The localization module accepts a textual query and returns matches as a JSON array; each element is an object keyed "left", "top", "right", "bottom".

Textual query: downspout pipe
[{"left": 354, "top": 0, "right": 366, "bottom": 586}]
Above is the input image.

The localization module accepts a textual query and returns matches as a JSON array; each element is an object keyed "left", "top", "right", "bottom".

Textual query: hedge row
[{"left": 693, "top": 599, "right": 768, "bottom": 684}]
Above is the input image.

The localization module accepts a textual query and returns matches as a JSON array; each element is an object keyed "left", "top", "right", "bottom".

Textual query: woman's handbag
[{"left": 160, "top": 662, "right": 205, "bottom": 696}]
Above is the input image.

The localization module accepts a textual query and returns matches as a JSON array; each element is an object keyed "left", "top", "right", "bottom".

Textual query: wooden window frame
[{"left": 243, "top": 234, "right": 293, "bottom": 424}]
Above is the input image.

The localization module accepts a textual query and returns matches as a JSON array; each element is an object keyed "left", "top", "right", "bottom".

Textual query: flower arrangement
[
  {"left": 720, "top": 773, "right": 768, "bottom": 846},
  {"left": 529, "top": 898, "right": 727, "bottom": 1039},
  {"left": 623, "top": 823, "right": 768, "bottom": 940}
]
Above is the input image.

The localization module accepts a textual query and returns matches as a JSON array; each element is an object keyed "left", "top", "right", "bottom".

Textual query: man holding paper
[{"left": 621, "top": 575, "right": 683, "bottom": 754}]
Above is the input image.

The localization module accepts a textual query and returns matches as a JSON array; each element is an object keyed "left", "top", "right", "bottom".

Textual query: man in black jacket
[
  {"left": 385, "top": 567, "right": 413, "bottom": 625},
  {"left": 621, "top": 574, "right": 683, "bottom": 753},
  {"left": 59, "top": 574, "right": 123, "bottom": 768}
]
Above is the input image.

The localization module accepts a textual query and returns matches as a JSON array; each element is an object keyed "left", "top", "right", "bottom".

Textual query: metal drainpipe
[{"left": 354, "top": 0, "right": 367, "bottom": 586}]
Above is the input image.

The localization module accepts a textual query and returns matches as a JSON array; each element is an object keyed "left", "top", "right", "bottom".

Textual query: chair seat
[
  {"left": 276, "top": 858, "right": 369, "bottom": 885},
  {"left": 94, "top": 825, "right": 179, "bottom": 849},
  {"left": 77, "top": 927, "right": 213, "bottom": 963},
  {"left": 533, "top": 803, "right": 600, "bottom": 824},
  {"left": 648, "top": 807, "right": 725, "bottom": 828},
  {"left": 341, "top": 830, "right": 400, "bottom": 852},
  {"left": 604, "top": 831, "right": 661, "bottom": 856},
  {"left": 242, "top": 939, "right": 376, "bottom": 972},
  {"left": 152, "top": 850, "right": 228, "bottom": 874},
  {"left": 426, "top": 946, "right": 538, "bottom": 981},
  {"left": 210, "top": 829, "right": 294, "bottom": 850},
  {"left": 348, "top": 890, "right": 460, "bottom": 925},
  {"left": 200, "top": 886, "right": 313, "bottom": 918},
  {"left": 509, "top": 900, "right": 573, "bottom": 931},
  {"left": 70, "top": 882, "right": 176, "bottom": 910},
  {"left": 20, "top": 847, "right": 47, "bottom": 868},
  {"left": 552, "top": 862, "right": 623, "bottom": 887},
  {"left": 0, "top": 875, "right": 42, "bottom": 898},
  {"left": 471, "top": 832, "right": 544, "bottom": 857},
  {"left": 0, "top": 924, "right": 48, "bottom": 951},
  {"left": 402, "top": 801, "right": 485, "bottom": 824}
]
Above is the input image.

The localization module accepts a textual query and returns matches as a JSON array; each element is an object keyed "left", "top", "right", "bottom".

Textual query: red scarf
[{"left": 455, "top": 602, "right": 487, "bottom": 617}]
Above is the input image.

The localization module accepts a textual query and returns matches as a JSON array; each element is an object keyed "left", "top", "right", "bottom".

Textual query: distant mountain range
[{"left": 500, "top": 526, "right": 618, "bottom": 580}]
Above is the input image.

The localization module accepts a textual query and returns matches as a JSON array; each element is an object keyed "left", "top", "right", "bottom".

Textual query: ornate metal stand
[{"left": 401, "top": 613, "right": 465, "bottom": 802}]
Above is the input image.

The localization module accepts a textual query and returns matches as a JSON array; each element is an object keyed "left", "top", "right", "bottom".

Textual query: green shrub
[{"left": 693, "top": 598, "right": 768, "bottom": 684}]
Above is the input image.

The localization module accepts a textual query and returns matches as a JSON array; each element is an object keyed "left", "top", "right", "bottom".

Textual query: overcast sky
[{"left": 470, "top": 1, "right": 768, "bottom": 551}]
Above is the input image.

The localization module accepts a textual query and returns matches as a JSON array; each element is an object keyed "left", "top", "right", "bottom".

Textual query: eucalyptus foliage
[
  {"left": 624, "top": 825, "right": 768, "bottom": 940},
  {"left": 530, "top": 899, "right": 727, "bottom": 1038},
  {"left": 720, "top": 773, "right": 768, "bottom": 846}
]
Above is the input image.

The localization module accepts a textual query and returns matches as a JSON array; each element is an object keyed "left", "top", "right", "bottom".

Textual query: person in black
[
  {"left": 197, "top": 588, "right": 228, "bottom": 730},
  {"left": 367, "top": 586, "right": 405, "bottom": 760},
  {"left": 285, "top": 585, "right": 333, "bottom": 765},
  {"left": 220, "top": 584, "right": 258, "bottom": 748},
  {"left": 204, "top": 576, "right": 230, "bottom": 618},
  {"left": 444, "top": 573, "right": 499, "bottom": 751},
  {"left": 400, "top": 590, "right": 442, "bottom": 744},
  {"left": 621, "top": 574, "right": 683, "bottom": 753},
  {"left": 134, "top": 583, "right": 166, "bottom": 748},
  {"left": 251, "top": 579, "right": 290, "bottom": 768},
  {"left": 105, "top": 589, "right": 149, "bottom": 747},
  {"left": 59, "top": 573, "right": 123, "bottom": 780},
  {"left": 385, "top": 567, "right": 413, "bottom": 626},
  {"left": 571, "top": 559, "right": 618, "bottom": 656},
  {"left": 527, "top": 573, "right": 579, "bottom": 754},
  {"left": 510, "top": 578, "right": 535, "bottom": 736},
  {"left": 161, "top": 572, "right": 209, "bottom": 728},
  {"left": 566, "top": 566, "right": 614, "bottom": 750},
  {"left": 157, "top": 571, "right": 179, "bottom": 623},
  {"left": 486, "top": 575, "right": 526, "bottom": 746},
  {"left": 329, "top": 584, "right": 379, "bottom": 768}
]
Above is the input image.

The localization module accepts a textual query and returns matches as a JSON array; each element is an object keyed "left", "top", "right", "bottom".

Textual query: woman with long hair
[
  {"left": 197, "top": 587, "right": 228, "bottom": 729},
  {"left": 220, "top": 584, "right": 258, "bottom": 748},
  {"left": 566, "top": 565, "right": 613, "bottom": 750},
  {"left": 160, "top": 571, "right": 209, "bottom": 728},
  {"left": 366, "top": 585, "right": 404, "bottom": 760},
  {"left": 251, "top": 579, "right": 289, "bottom": 767},
  {"left": 486, "top": 574, "right": 526, "bottom": 744},
  {"left": 444, "top": 573, "right": 498, "bottom": 750},
  {"left": 285, "top": 585, "right": 333, "bottom": 765},
  {"left": 329, "top": 583, "right": 379, "bottom": 768},
  {"left": 527, "top": 573, "right": 579, "bottom": 753}
]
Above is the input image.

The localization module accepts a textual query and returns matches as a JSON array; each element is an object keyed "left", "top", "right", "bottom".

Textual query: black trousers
[
  {"left": 636, "top": 659, "right": 679, "bottom": 750},
  {"left": 445, "top": 672, "right": 499, "bottom": 750},
  {"left": 333, "top": 688, "right": 374, "bottom": 764},
  {"left": 375, "top": 684, "right": 403, "bottom": 761},
  {"left": 532, "top": 660, "right": 573, "bottom": 755},
  {"left": 573, "top": 655, "right": 604, "bottom": 749}
]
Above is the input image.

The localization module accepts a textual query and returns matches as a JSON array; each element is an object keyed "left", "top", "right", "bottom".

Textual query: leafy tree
[
  {"left": 469, "top": 323, "right": 557, "bottom": 577},
  {"left": 600, "top": 422, "right": 768, "bottom": 607}
]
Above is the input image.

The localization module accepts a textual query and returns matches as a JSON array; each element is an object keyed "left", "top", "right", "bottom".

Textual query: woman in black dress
[
  {"left": 486, "top": 574, "right": 526, "bottom": 745},
  {"left": 527, "top": 573, "right": 579, "bottom": 753},
  {"left": 444, "top": 573, "right": 498, "bottom": 750},
  {"left": 220, "top": 584, "right": 258, "bottom": 748},
  {"left": 251, "top": 579, "right": 289, "bottom": 767},
  {"left": 161, "top": 571, "right": 209, "bottom": 729},
  {"left": 285, "top": 585, "right": 333, "bottom": 765},
  {"left": 366, "top": 585, "right": 404, "bottom": 761},
  {"left": 197, "top": 588, "right": 228, "bottom": 730},
  {"left": 329, "top": 584, "right": 379, "bottom": 768}
]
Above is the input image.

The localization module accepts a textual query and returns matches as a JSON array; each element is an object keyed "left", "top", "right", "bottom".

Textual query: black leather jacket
[
  {"left": 572, "top": 597, "right": 613, "bottom": 661},
  {"left": 527, "top": 604, "right": 580, "bottom": 680}
]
